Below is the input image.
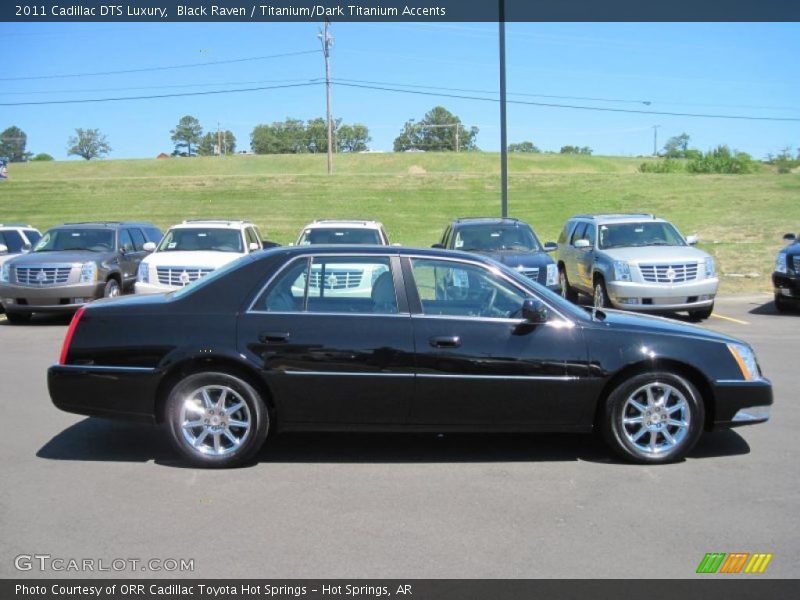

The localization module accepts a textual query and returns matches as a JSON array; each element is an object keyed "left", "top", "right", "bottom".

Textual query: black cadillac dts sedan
[{"left": 48, "top": 246, "right": 772, "bottom": 468}]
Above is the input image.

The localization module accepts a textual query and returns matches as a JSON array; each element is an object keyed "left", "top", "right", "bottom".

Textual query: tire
[
  {"left": 689, "top": 303, "right": 714, "bottom": 321},
  {"left": 559, "top": 266, "right": 579, "bottom": 303},
  {"left": 165, "top": 371, "right": 270, "bottom": 468},
  {"left": 601, "top": 371, "right": 704, "bottom": 464},
  {"left": 593, "top": 277, "right": 611, "bottom": 310},
  {"left": 103, "top": 278, "right": 121, "bottom": 299},
  {"left": 774, "top": 294, "right": 790, "bottom": 313},
  {"left": 5, "top": 311, "right": 31, "bottom": 324}
]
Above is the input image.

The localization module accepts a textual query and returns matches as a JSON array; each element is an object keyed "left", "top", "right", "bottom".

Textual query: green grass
[{"left": 1, "top": 152, "right": 795, "bottom": 294}]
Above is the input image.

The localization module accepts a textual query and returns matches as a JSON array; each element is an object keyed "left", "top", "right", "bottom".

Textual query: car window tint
[
  {"left": 144, "top": 227, "right": 163, "bottom": 243},
  {"left": 119, "top": 229, "right": 135, "bottom": 252},
  {"left": 570, "top": 223, "right": 587, "bottom": 245},
  {"left": 262, "top": 259, "right": 309, "bottom": 312},
  {"left": 306, "top": 256, "right": 396, "bottom": 314},
  {"left": 24, "top": 230, "right": 41, "bottom": 246},
  {"left": 410, "top": 258, "right": 527, "bottom": 319},
  {"left": 245, "top": 228, "right": 259, "bottom": 251},
  {"left": 0, "top": 230, "right": 24, "bottom": 253},
  {"left": 128, "top": 228, "right": 147, "bottom": 251},
  {"left": 584, "top": 224, "right": 596, "bottom": 247}
]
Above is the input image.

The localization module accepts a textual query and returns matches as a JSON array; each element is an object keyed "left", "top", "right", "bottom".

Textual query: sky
[{"left": 1, "top": 21, "right": 799, "bottom": 160}]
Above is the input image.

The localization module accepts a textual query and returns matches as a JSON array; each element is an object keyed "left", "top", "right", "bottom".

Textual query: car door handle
[
  {"left": 429, "top": 335, "right": 461, "bottom": 349},
  {"left": 259, "top": 331, "right": 290, "bottom": 343}
]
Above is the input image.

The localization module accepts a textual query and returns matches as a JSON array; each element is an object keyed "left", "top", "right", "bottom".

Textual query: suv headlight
[
  {"left": 775, "top": 254, "right": 787, "bottom": 274},
  {"left": 545, "top": 263, "right": 558, "bottom": 286},
  {"left": 0, "top": 263, "right": 9, "bottom": 283},
  {"left": 727, "top": 342, "right": 761, "bottom": 381},
  {"left": 705, "top": 257, "right": 716, "bottom": 278},
  {"left": 137, "top": 262, "right": 150, "bottom": 283},
  {"left": 79, "top": 262, "right": 98, "bottom": 283},
  {"left": 612, "top": 261, "right": 631, "bottom": 282}
]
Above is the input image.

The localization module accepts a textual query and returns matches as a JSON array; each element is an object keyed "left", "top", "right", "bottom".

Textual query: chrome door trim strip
[
  {"left": 278, "top": 370, "right": 577, "bottom": 381},
  {"left": 54, "top": 364, "right": 156, "bottom": 373}
]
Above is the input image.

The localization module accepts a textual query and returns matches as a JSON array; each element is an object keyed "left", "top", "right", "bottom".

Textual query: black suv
[
  {"left": 433, "top": 217, "right": 559, "bottom": 291},
  {"left": 0, "top": 221, "right": 162, "bottom": 323},
  {"left": 773, "top": 232, "right": 800, "bottom": 312}
]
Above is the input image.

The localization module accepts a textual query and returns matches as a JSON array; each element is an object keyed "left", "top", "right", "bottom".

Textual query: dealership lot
[{"left": 0, "top": 293, "right": 797, "bottom": 579}]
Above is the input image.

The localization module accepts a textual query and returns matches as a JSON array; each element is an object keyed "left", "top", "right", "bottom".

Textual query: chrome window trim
[
  {"left": 283, "top": 371, "right": 414, "bottom": 377},
  {"left": 279, "top": 370, "right": 577, "bottom": 381},
  {"left": 55, "top": 364, "right": 156, "bottom": 373}
]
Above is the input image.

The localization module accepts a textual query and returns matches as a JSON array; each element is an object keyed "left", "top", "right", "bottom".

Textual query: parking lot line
[{"left": 711, "top": 312, "right": 749, "bottom": 326}]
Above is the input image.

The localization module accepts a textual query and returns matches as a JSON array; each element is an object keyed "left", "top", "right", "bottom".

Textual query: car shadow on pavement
[
  {"left": 37, "top": 418, "right": 750, "bottom": 467},
  {"left": 0, "top": 313, "right": 72, "bottom": 327},
  {"left": 748, "top": 299, "right": 799, "bottom": 316}
]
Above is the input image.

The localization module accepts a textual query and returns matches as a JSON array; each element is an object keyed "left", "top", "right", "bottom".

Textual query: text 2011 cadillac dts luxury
[{"left": 48, "top": 246, "right": 772, "bottom": 468}]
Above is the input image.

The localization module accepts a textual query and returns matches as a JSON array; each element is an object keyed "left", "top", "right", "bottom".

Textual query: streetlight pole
[
  {"left": 653, "top": 125, "right": 661, "bottom": 156},
  {"left": 498, "top": 0, "right": 508, "bottom": 217}
]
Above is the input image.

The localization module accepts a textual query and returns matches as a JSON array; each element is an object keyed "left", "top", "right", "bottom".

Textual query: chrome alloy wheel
[
  {"left": 593, "top": 283, "right": 605, "bottom": 309},
  {"left": 560, "top": 271, "right": 568, "bottom": 298},
  {"left": 621, "top": 382, "right": 690, "bottom": 455},
  {"left": 179, "top": 385, "right": 252, "bottom": 456}
]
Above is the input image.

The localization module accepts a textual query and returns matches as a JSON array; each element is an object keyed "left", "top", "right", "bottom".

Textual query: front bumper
[
  {"left": 606, "top": 278, "right": 718, "bottom": 311},
  {"left": 48, "top": 364, "right": 162, "bottom": 423},
  {"left": 0, "top": 281, "right": 105, "bottom": 313},
  {"left": 135, "top": 281, "right": 178, "bottom": 294},
  {"left": 710, "top": 378, "right": 773, "bottom": 430},
  {"left": 772, "top": 272, "right": 800, "bottom": 299}
]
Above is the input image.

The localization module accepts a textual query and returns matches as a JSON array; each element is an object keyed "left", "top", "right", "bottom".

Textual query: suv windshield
[
  {"left": 455, "top": 225, "right": 541, "bottom": 252},
  {"left": 598, "top": 222, "right": 686, "bottom": 249},
  {"left": 158, "top": 228, "right": 243, "bottom": 253},
  {"left": 298, "top": 228, "right": 382, "bottom": 245},
  {"left": 34, "top": 229, "right": 114, "bottom": 252}
]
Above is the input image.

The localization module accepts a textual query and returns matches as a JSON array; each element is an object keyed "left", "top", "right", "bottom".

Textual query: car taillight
[{"left": 59, "top": 306, "right": 87, "bottom": 365}]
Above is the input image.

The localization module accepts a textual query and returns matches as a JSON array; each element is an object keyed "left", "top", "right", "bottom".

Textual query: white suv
[
  {"left": 294, "top": 219, "right": 391, "bottom": 246},
  {"left": 135, "top": 220, "right": 263, "bottom": 294},
  {"left": 0, "top": 224, "right": 41, "bottom": 267}
]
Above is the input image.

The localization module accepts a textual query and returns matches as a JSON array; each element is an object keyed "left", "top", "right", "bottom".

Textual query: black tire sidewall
[
  {"left": 103, "top": 279, "right": 120, "bottom": 298},
  {"left": 594, "top": 277, "right": 610, "bottom": 308},
  {"left": 689, "top": 303, "right": 714, "bottom": 321},
  {"left": 602, "top": 371, "right": 704, "bottom": 464},
  {"left": 165, "top": 371, "right": 269, "bottom": 468},
  {"left": 6, "top": 311, "right": 31, "bottom": 324},
  {"left": 559, "top": 266, "right": 578, "bottom": 303}
]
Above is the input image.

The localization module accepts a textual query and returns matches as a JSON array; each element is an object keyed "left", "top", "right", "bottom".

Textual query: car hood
[
  {"left": 142, "top": 251, "right": 243, "bottom": 268},
  {"left": 595, "top": 308, "right": 738, "bottom": 344},
  {"left": 6, "top": 250, "right": 113, "bottom": 266},
  {"left": 600, "top": 245, "right": 709, "bottom": 263},
  {"left": 474, "top": 250, "right": 555, "bottom": 269}
]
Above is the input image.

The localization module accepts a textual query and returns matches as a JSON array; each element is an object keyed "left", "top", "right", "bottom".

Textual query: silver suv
[{"left": 556, "top": 214, "right": 719, "bottom": 320}]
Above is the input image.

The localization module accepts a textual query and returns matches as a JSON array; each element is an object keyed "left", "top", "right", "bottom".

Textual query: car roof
[
  {"left": 451, "top": 217, "right": 527, "bottom": 227},
  {"left": 54, "top": 221, "right": 157, "bottom": 230},
  {"left": 0, "top": 223, "right": 36, "bottom": 229},
  {"left": 569, "top": 213, "right": 664, "bottom": 224},
  {"left": 302, "top": 220, "right": 384, "bottom": 230},
  {"left": 173, "top": 219, "right": 254, "bottom": 230}
]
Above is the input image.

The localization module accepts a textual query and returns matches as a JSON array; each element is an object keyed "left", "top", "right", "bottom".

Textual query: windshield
[
  {"left": 298, "top": 228, "right": 383, "bottom": 245},
  {"left": 455, "top": 225, "right": 542, "bottom": 252},
  {"left": 598, "top": 222, "right": 686, "bottom": 249},
  {"left": 158, "top": 228, "right": 243, "bottom": 253},
  {"left": 171, "top": 254, "right": 253, "bottom": 300},
  {"left": 34, "top": 229, "right": 114, "bottom": 252},
  {"left": 497, "top": 261, "right": 591, "bottom": 322}
]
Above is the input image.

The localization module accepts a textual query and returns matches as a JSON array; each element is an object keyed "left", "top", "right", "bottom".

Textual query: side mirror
[
  {"left": 686, "top": 234, "right": 699, "bottom": 246},
  {"left": 431, "top": 243, "right": 445, "bottom": 249},
  {"left": 249, "top": 242, "right": 260, "bottom": 251},
  {"left": 783, "top": 233, "right": 797, "bottom": 244},
  {"left": 143, "top": 241, "right": 157, "bottom": 252},
  {"left": 543, "top": 241, "right": 557, "bottom": 252},
  {"left": 521, "top": 298, "right": 548, "bottom": 324},
  {"left": 574, "top": 239, "right": 591, "bottom": 250},
  {"left": 0, "top": 244, "right": 7, "bottom": 254}
]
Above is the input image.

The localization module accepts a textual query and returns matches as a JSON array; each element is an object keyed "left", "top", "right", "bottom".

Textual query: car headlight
[
  {"left": 545, "top": 263, "right": 558, "bottom": 286},
  {"left": 612, "top": 261, "right": 631, "bottom": 282},
  {"left": 137, "top": 262, "right": 150, "bottom": 284},
  {"left": 775, "top": 254, "right": 787, "bottom": 274},
  {"left": 705, "top": 257, "right": 716, "bottom": 278},
  {"left": 79, "top": 262, "right": 97, "bottom": 283},
  {"left": 0, "top": 263, "right": 9, "bottom": 283},
  {"left": 727, "top": 342, "right": 761, "bottom": 381}
]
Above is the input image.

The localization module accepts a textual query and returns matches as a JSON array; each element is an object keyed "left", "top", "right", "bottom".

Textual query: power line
[
  {"left": 0, "top": 82, "right": 322, "bottom": 107},
  {"left": 0, "top": 50, "right": 319, "bottom": 82},
  {"left": 332, "top": 81, "right": 800, "bottom": 123}
]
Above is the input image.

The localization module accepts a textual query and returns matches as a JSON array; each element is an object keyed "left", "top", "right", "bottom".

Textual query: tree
[
  {"left": 560, "top": 145, "right": 592, "bottom": 155},
  {"left": 170, "top": 115, "right": 203, "bottom": 157},
  {"left": 0, "top": 126, "right": 32, "bottom": 162},
  {"left": 336, "top": 123, "right": 371, "bottom": 153},
  {"left": 30, "top": 153, "right": 54, "bottom": 161},
  {"left": 663, "top": 133, "right": 691, "bottom": 158},
  {"left": 686, "top": 145, "right": 755, "bottom": 174},
  {"left": 508, "top": 141, "right": 540, "bottom": 153},
  {"left": 250, "top": 118, "right": 308, "bottom": 154},
  {"left": 67, "top": 128, "right": 111, "bottom": 160},
  {"left": 197, "top": 130, "right": 236, "bottom": 156},
  {"left": 393, "top": 106, "right": 478, "bottom": 152}
]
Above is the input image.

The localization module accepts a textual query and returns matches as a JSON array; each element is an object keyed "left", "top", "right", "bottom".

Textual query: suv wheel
[
  {"left": 165, "top": 371, "right": 270, "bottom": 468},
  {"left": 689, "top": 304, "right": 714, "bottom": 321},
  {"left": 103, "top": 278, "right": 121, "bottom": 298},
  {"left": 593, "top": 278, "right": 611, "bottom": 309},
  {"left": 559, "top": 267, "right": 578, "bottom": 303},
  {"left": 5, "top": 312, "right": 31, "bottom": 325},
  {"left": 774, "top": 294, "right": 790, "bottom": 313},
  {"left": 601, "top": 372, "right": 704, "bottom": 464}
]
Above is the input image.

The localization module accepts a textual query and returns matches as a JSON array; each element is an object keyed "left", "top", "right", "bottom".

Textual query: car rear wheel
[
  {"left": 5, "top": 311, "right": 31, "bottom": 325},
  {"left": 559, "top": 266, "right": 578, "bottom": 303},
  {"left": 688, "top": 304, "right": 714, "bottom": 321},
  {"left": 165, "top": 371, "right": 270, "bottom": 468},
  {"left": 593, "top": 278, "right": 611, "bottom": 309},
  {"left": 601, "top": 372, "right": 704, "bottom": 464},
  {"left": 103, "top": 278, "right": 121, "bottom": 298},
  {"left": 774, "top": 294, "right": 790, "bottom": 313}
]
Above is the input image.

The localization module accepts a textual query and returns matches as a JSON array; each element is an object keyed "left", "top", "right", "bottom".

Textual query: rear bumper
[
  {"left": 772, "top": 272, "right": 800, "bottom": 299},
  {"left": 0, "top": 282, "right": 105, "bottom": 313},
  {"left": 48, "top": 364, "right": 162, "bottom": 423},
  {"left": 606, "top": 278, "right": 718, "bottom": 311},
  {"left": 710, "top": 378, "right": 773, "bottom": 430}
]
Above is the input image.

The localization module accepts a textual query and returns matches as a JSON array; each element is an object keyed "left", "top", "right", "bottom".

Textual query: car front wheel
[
  {"left": 593, "top": 278, "right": 611, "bottom": 309},
  {"left": 165, "top": 371, "right": 270, "bottom": 468},
  {"left": 559, "top": 266, "right": 578, "bottom": 303},
  {"left": 601, "top": 372, "right": 704, "bottom": 464},
  {"left": 5, "top": 311, "right": 31, "bottom": 325},
  {"left": 689, "top": 304, "right": 714, "bottom": 321},
  {"left": 774, "top": 294, "right": 791, "bottom": 313},
  {"left": 103, "top": 278, "right": 121, "bottom": 298}
]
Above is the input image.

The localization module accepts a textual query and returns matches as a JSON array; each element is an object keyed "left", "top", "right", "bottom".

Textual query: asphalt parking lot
[{"left": 0, "top": 293, "right": 798, "bottom": 579}]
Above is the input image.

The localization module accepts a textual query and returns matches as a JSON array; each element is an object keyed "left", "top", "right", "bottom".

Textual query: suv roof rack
[
  {"left": 572, "top": 213, "right": 656, "bottom": 220},
  {"left": 454, "top": 216, "right": 520, "bottom": 223},
  {"left": 181, "top": 219, "right": 252, "bottom": 225},
  {"left": 0, "top": 223, "right": 34, "bottom": 228},
  {"left": 311, "top": 219, "right": 379, "bottom": 225}
]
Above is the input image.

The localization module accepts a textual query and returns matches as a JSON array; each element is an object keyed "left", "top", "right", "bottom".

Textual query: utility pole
[
  {"left": 652, "top": 125, "right": 661, "bottom": 156},
  {"left": 455, "top": 124, "right": 460, "bottom": 153},
  {"left": 319, "top": 19, "right": 334, "bottom": 174},
  {"left": 217, "top": 122, "right": 222, "bottom": 157},
  {"left": 498, "top": 0, "right": 508, "bottom": 217}
]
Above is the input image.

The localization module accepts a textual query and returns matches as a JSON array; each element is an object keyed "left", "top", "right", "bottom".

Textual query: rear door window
[
  {"left": 119, "top": 229, "right": 135, "bottom": 252},
  {"left": 128, "top": 228, "right": 147, "bottom": 251}
]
